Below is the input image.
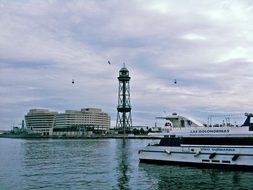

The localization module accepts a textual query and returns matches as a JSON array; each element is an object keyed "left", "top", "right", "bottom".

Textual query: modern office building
[
  {"left": 25, "top": 109, "right": 58, "bottom": 136},
  {"left": 53, "top": 108, "right": 110, "bottom": 135},
  {"left": 25, "top": 108, "right": 111, "bottom": 136}
]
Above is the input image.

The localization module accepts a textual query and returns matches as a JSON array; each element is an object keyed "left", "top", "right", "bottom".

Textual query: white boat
[{"left": 139, "top": 113, "right": 253, "bottom": 171}]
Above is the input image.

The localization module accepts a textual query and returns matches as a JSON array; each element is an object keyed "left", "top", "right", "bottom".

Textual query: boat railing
[{"left": 205, "top": 124, "right": 240, "bottom": 128}]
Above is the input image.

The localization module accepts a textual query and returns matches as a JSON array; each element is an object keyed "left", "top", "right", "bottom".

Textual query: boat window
[
  {"left": 187, "top": 120, "right": 192, "bottom": 126},
  {"left": 211, "top": 160, "right": 220, "bottom": 163},
  {"left": 165, "top": 122, "right": 171, "bottom": 127},
  {"left": 180, "top": 120, "right": 185, "bottom": 127}
]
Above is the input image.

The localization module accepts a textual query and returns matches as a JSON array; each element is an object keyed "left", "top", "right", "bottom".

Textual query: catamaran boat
[{"left": 139, "top": 113, "right": 253, "bottom": 170}]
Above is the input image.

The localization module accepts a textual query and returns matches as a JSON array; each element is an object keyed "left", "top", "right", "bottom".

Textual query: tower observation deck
[{"left": 116, "top": 66, "right": 132, "bottom": 131}]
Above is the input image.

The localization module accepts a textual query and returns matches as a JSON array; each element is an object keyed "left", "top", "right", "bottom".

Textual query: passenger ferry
[{"left": 139, "top": 113, "right": 253, "bottom": 171}]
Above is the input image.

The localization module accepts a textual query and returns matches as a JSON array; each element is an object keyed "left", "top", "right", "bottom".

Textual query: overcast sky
[{"left": 1, "top": 0, "right": 253, "bottom": 130}]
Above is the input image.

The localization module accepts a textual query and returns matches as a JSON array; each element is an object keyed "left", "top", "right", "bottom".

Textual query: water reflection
[
  {"left": 21, "top": 139, "right": 115, "bottom": 189},
  {"left": 1, "top": 138, "right": 253, "bottom": 189},
  {"left": 117, "top": 139, "right": 130, "bottom": 190},
  {"left": 139, "top": 163, "right": 253, "bottom": 190}
]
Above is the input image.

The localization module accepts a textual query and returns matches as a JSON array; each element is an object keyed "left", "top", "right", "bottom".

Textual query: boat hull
[{"left": 139, "top": 144, "right": 253, "bottom": 171}]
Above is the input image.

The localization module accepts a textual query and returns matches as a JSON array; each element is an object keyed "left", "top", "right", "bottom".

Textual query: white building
[
  {"left": 25, "top": 109, "right": 58, "bottom": 136},
  {"left": 53, "top": 108, "right": 110, "bottom": 136}
]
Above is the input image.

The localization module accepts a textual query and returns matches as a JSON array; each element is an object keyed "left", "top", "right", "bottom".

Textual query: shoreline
[{"left": 0, "top": 134, "right": 161, "bottom": 140}]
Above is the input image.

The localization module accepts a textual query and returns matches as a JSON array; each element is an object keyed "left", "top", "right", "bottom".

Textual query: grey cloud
[{"left": 1, "top": 0, "right": 253, "bottom": 129}]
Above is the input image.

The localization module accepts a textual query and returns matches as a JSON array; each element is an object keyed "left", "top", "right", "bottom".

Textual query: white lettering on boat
[
  {"left": 200, "top": 147, "right": 235, "bottom": 152},
  {"left": 190, "top": 129, "right": 230, "bottom": 134}
]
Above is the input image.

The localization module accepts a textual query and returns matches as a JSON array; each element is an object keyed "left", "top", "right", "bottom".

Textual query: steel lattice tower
[{"left": 116, "top": 66, "right": 132, "bottom": 131}]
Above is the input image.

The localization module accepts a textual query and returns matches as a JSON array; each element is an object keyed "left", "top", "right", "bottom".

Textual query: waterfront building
[
  {"left": 0, "top": 130, "right": 6, "bottom": 134},
  {"left": 25, "top": 109, "right": 58, "bottom": 136},
  {"left": 53, "top": 108, "right": 110, "bottom": 136}
]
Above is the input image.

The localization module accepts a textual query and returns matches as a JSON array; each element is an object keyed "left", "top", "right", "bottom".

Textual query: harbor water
[{"left": 0, "top": 138, "right": 253, "bottom": 190}]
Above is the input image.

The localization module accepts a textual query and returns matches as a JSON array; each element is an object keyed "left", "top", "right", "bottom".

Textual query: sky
[{"left": 1, "top": 0, "right": 253, "bottom": 130}]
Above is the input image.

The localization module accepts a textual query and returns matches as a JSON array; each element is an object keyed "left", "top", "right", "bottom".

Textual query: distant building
[
  {"left": 0, "top": 130, "right": 6, "bottom": 134},
  {"left": 25, "top": 109, "right": 58, "bottom": 136},
  {"left": 53, "top": 108, "right": 110, "bottom": 136},
  {"left": 25, "top": 108, "right": 110, "bottom": 136}
]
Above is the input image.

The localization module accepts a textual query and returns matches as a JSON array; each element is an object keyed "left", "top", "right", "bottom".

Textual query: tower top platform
[{"left": 118, "top": 67, "right": 130, "bottom": 80}]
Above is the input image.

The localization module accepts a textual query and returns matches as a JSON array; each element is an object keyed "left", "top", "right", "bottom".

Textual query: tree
[
  {"left": 133, "top": 128, "right": 140, "bottom": 135},
  {"left": 140, "top": 128, "right": 145, "bottom": 135}
]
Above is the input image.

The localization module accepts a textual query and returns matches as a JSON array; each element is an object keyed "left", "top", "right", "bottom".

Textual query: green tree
[{"left": 140, "top": 128, "right": 145, "bottom": 134}]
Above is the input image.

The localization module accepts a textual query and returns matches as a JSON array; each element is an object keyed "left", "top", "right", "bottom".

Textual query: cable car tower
[{"left": 116, "top": 64, "right": 132, "bottom": 132}]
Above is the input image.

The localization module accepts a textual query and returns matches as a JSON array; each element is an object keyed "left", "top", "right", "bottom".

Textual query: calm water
[{"left": 0, "top": 138, "right": 253, "bottom": 190}]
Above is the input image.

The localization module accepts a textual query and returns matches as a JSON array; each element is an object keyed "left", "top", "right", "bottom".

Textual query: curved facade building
[
  {"left": 25, "top": 108, "right": 110, "bottom": 136},
  {"left": 54, "top": 108, "right": 110, "bottom": 134},
  {"left": 25, "top": 109, "right": 58, "bottom": 136}
]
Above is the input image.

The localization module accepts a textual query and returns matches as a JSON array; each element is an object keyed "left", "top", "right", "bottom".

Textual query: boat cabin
[{"left": 156, "top": 113, "right": 204, "bottom": 128}]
